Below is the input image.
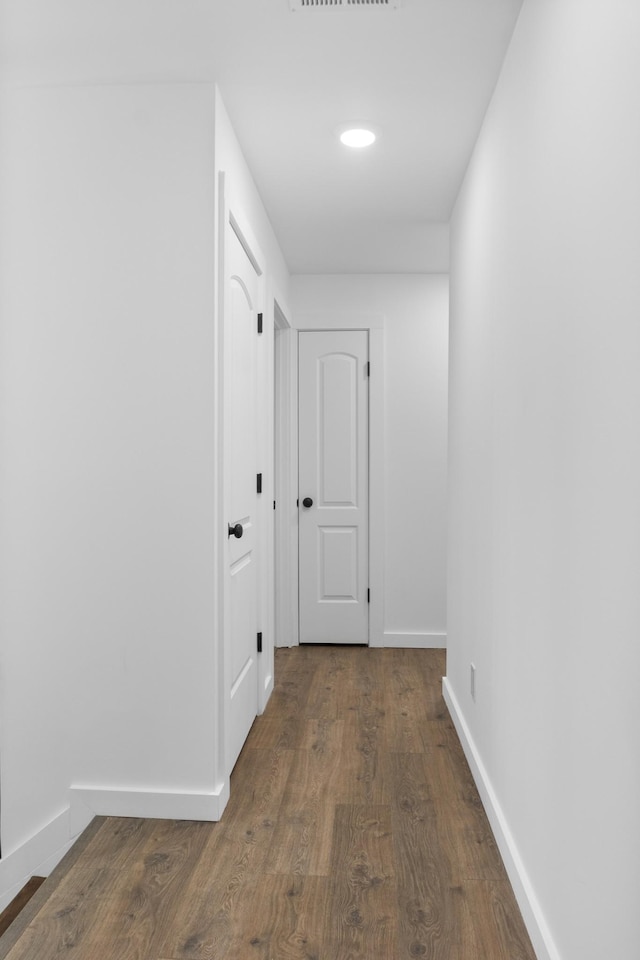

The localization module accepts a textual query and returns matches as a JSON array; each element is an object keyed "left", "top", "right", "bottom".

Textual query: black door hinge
[
  {"left": 257, "top": 312, "right": 263, "bottom": 334},
  {"left": 367, "top": 588, "right": 370, "bottom": 603},
  {"left": 257, "top": 631, "right": 263, "bottom": 653},
  {"left": 366, "top": 361, "right": 370, "bottom": 377},
  {"left": 273, "top": 500, "right": 276, "bottom": 510},
  {"left": 257, "top": 472, "right": 263, "bottom": 494}
]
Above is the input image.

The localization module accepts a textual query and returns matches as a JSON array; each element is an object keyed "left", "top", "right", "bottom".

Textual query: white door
[
  {"left": 298, "top": 330, "right": 369, "bottom": 644},
  {"left": 225, "top": 223, "right": 260, "bottom": 770}
]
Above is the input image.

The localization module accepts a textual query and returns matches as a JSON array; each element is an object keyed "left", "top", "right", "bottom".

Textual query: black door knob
[
  {"left": 228, "top": 523, "right": 244, "bottom": 539},
  {"left": 302, "top": 497, "right": 313, "bottom": 508}
]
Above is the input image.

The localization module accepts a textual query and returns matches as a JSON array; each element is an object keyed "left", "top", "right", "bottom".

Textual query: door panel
[
  {"left": 318, "top": 525, "right": 359, "bottom": 599},
  {"left": 299, "top": 331, "right": 369, "bottom": 644},
  {"left": 319, "top": 353, "right": 359, "bottom": 504},
  {"left": 226, "top": 224, "right": 259, "bottom": 770}
]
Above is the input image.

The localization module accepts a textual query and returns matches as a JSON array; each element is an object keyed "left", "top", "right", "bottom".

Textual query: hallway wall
[
  {"left": 0, "top": 84, "right": 220, "bottom": 892},
  {"left": 446, "top": 2, "right": 640, "bottom": 959},
  {"left": 0, "top": 80, "right": 291, "bottom": 910},
  {"left": 291, "top": 274, "right": 448, "bottom": 646}
]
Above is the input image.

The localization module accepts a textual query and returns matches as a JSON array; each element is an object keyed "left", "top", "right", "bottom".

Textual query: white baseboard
[
  {"left": 69, "top": 782, "right": 229, "bottom": 837},
  {"left": 442, "top": 677, "right": 561, "bottom": 960},
  {"left": 0, "top": 809, "right": 75, "bottom": 913},
  {"left": 377, "top": 631, "right": 447, "bottom": 649}
]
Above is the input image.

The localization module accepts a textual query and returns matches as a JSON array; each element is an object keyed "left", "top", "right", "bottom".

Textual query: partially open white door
[
  {"left": 298, "top": 330, "right": 369, "bottom": 644},
  {"left": 225, "top": 222, "right": 260, "bottom": 769}
]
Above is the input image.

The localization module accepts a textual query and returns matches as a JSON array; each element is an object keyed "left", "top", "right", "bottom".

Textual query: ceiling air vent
[{"left": 289, "top": 0, "right": 401, "bottom": 10}]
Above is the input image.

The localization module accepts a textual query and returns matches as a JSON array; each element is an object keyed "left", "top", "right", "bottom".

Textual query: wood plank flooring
[{"left": 0, "top": 646, "right": 537, "bottom": 960}]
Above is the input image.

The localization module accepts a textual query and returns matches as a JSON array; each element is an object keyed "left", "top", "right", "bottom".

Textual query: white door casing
[
  {"left": 298, "top": 330, "right": 369, "bottom": 645},
  {"left": 274, "top": 309, "right": 298, "bottom": 648},
  {"left": 224, "top": 219, "right": 261, "bottom": 771}
]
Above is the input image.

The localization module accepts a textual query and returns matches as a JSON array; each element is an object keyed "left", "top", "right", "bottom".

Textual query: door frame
[
  {"left": 274, "top": 302, "right": 299, "bottom": 648},
  {"left": 284, "top": 316, "right": 385, "bottom": 647}
]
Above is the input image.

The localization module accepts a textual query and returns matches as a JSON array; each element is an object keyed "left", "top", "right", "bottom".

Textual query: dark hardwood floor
[{"left": 0, "top": 646, "right": 537, "bottom": 959}]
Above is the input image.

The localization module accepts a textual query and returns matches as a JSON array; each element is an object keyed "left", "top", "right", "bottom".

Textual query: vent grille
[{"left": 290, "top": 0, "right": 400, "bottom": 9}]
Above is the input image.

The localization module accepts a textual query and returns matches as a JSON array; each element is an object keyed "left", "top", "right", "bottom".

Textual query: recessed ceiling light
[{"left": 339, "top": 127, "right": 377, "bottom": 149}]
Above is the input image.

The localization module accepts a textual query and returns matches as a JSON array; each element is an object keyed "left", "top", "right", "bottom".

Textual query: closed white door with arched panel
[{"left": 298, "top": 330, "right": 369, "bottom": 645}]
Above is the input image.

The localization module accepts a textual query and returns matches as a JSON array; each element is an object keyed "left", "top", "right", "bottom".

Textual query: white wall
[
  {"left": 215, "top": 91, "right": 290, "bottom": 304},
  {"left": 0, "top": 82, "right": 222, "bottom": 902},
  {"left": 291, "top": 274, "right": 448, "bottom": 646},
  {"left": 446, "top": 2, "right": 640, "bottom": 959},
  {"left": 0, "top": 79, "right": 291, "bottom": 908}
]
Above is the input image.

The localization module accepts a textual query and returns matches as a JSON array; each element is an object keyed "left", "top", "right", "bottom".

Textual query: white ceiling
[{"left": 0, "top": 0, "right": 524, "bottom": 273}]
